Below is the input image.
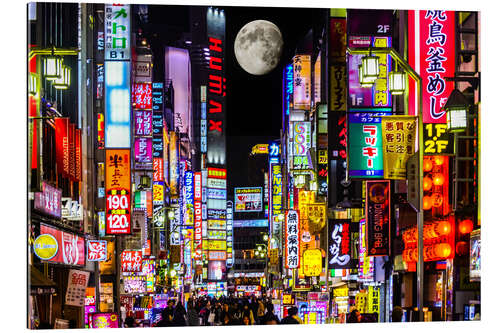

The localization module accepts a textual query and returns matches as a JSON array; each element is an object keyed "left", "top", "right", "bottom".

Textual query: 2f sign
[
  {"left": 378, "top": 25, "right": 390, "bottom": 33},
  {"left": 424, "top": 124, "right": 451, "bottom": 154}
]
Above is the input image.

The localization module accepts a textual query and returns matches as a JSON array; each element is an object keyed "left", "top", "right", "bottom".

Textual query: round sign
[{"left": 33, "top": 234, "right": 58, "bottom": 260}]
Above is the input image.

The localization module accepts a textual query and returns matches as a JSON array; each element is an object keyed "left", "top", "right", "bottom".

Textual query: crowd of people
[{"left": 124, "top": 296, "right": 305, "bottom": 327}]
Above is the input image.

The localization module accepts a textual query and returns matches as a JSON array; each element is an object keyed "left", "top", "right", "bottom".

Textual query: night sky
[{"left": 144, "top": 4, "right": 324, "bottom": 190}]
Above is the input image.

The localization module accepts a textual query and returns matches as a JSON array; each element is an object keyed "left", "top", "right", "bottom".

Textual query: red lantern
[
  {"left": 456, "top": 241, "right": 468, "bottom": 256},
  {"left": 423, "top": 159, "right": 433, "bottom": 172},
  {"left": 434, "top": 156, "right": 445, "bottom": 166},
  {"left": 431, "top": 193, "right": 444, "bottom": 207},
  {"left": 436, "top": 243, "right": 452, "bottom": 258},
  {"left": 423, "top": 177, "right": 433, "bottom": 191},
  {"left": 435, "top": 220, "right": 451, "bottom": 236},
  {"left": 423, "top": 196, "right": 432, "bottom": 210},
  {"left": 433, "top": 173, "right": 445, "bottom": 186},
  {"left": 459, "top": 219, "right": 474, "bottom": 234}
]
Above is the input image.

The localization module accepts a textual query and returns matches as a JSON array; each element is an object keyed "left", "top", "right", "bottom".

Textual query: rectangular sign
[
  {"left": 34, "top": 182, "right": 62, "bottom": 218},
  {"left": 152, "top": 82, "right": 164, "bottom": 112},
  {"left": 104, "top": 4, "right": 130, "bottom": 61},
  {"left": 132, "top": 83, "right": 152, "bottom": 110},
  {"left": 105, "top": 61, "right": 131, "bottom": 148},
  {"left": 381, "top": 116, "right": 417, "bottom": 179},
  {"left": 38, "top": 224, "right": 85, "bottom": 266},
  {"left": 153, "top": 158, "right": 164, "bottom": 182},
  {"left": 134, "top": 110, "right": 152, "bottom": 136},
  {"left": 55, "top": 117, "right": 70, "bottom": 177},
  {"left": 358, "top": 219, "right": 374, "bottom": 281},
  {"left": 120, "top": 250, "right": 142, "bottom": 272},
  {"left": 408, "top": 10, "right": 456, "bottom": 123},
  {"left": 207, "top": 178, "right": 226, "bottom": 189},
  {"left": 293, "top": 55, "right": 311, "bottom": 110},
  {"left": 292, "top": 122, "right": 312, "bottom": 169},
  {"left": 423, "top": 123, "right": 454, "bottom": 154},
  {"left": 89, "top": 313, "right": 119, "bottom": 329},
  {"left": 105, "top": 149, "right": 131, "bottom": 235},
  {"left": 134, "top": 137, "right": 153, "bottom": 163},
  {"left": 285, "top": 210, "right": 300, "bottom": 269},
  {"left": 65, "top": 269, "right": 90, "bottom": 307},
  {"left": 194, "top": 201, "right": 203, "bottom": 259},
  {"left": 365, "top": 180, "right": 391, "bottom": 256},
  {"left": 194, "top": 172, "right": 202, "bottom": 201},
  {"left": 328, "top": 219, "right": 352, "bottom": 269},
  {"left": 234, "top": 187, "right": 262, "bottom": 212},
  {"left": 87, "top": 240, "right": 107, "bottom": 262}
]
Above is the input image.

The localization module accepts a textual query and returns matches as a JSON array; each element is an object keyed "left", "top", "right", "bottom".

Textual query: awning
[{"left": 30, "top": 265, "right": 57, "bottom": 295}]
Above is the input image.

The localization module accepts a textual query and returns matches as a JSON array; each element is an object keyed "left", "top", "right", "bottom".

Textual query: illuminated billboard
[
  {"left": 234, "top": 187, "right": 262, "bottom": 212},
  {"left": 105, "top": 61, "right": 131, "bottom": 148},
  {"left": 105, "top": 149, "right": 131, "bottom": 235}
]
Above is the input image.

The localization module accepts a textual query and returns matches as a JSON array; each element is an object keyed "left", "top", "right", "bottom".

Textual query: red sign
[
  {"left": 87, "top": 240, "right": 107, "bottom": 262},
  {"left": 40, "top": 224, "right": 85, "bottom": 266},
  {"left": 207, "top": 167, "right": 226, "bottom": 179},
  {"left": 194, "top": 172, "right": 202, "bottom": 201},
  {"left": 153, "top": 158, "right": 164, "bottom": 182},
  {"left": 408, "top": 10, "right": 455, "bottom": 123},
  {"left": 105, "top": 149, "right": 131, "bottom": 235},
  {"left": 69, "top": 123, "right": 76, "bottom": 181},
  {"left": 132, "top": 83, "right": 152, "bottom": 110},
  {"left": 75, "top": 128, "right": 82, "bottom": 181},
  {"left": 194, "top": 201, "right": 203, "bottom": 259},
  {"left": 55, "top": 118, "right": 70, "bottom": 176},
  {"left": 121, "top": 250, "right": 142, "bottom": 272}
]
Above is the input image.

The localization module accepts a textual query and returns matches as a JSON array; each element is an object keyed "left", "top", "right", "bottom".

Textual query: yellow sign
[
  {"left": 270, "top": 248, "right": 279, "bottom": 265},
  {"left": 152, "top": 183, "right": 164, "bottom": 202},
  {"left": 303, "top": 248, "right": 322, "bottom": 276},
  {"left": 282, "top": 294, "right": 293, "bottom": 305},
  {"left": 367, "top": 286, "right": 380, "bottom": 318},
  {"left": 33, "top": 234, "right": 58, "bottom": 260},
  {"left": 251, "top": 144, "right": 269, "bottom": 155},
  {"left": 306, "top": 203, "right": 326, "bottom": 234},
  {"left": 381, "top": 116, "right": 417, "bottom": 179},
  {"left": 207, "top": 240, "right": 226, "bottom": 251}
]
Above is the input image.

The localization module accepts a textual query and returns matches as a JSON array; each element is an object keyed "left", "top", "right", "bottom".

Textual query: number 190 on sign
[{"left": 105, "top": 193, "right": 131, "bottom": 234}]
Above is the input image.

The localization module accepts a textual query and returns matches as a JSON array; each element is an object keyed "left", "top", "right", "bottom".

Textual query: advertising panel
[
  {"left": 285, "top": 210, "right": 300, "bottom": 269},
  {"left": 65, "top": 269, "right": 90, "bottom": 307},
  {"left": 292, "top": 122, "right": 312, "bottom": 170},
  {"left": 134, "top": 110, "right": 152, "bottom": 136},
  {"left": 132, "top": 83, "right": 152, "bottom": 110},
  {"left": 226, "top": 201, "right": 233, "bottom": 267},
  {"left": 123, "top": 276, "right": 146, "bottom": 294},
  {"left": 423, "top": 123, "right": 454, "bottom": 155},
  {"left": 194, "top": 172, "right": 202, "bottom": 200},
  {"left": 97, "top": 113, "right": 105, "bottom": 149},
  {"left": 152, "top": 82, "right": 164, "bottom": 112},
  {"left": 328, "top": 219, "right": 352, "bottom": 269},
  {"left": 283, "top": 63, "right": 293, "bottom": 116},
  {"left": 152, "top": 113, "right": 163, "bottom": 136},
  {"left": 99, "top": 240, "right": 115, "bottom": 275},
  {"left": 75, "top": 129, "right": 82, "bottom": 181},
  {"left": 408, "top": 10, "right": 456, "bottom": 123},
  {"left": 38, "top": 224, "right": 85, "bottom": 266},
  {"left": 55, "top": 117, "right": 70, "bottom": 176},
  {"left": 104, "top": 61, "right": 131, "bottom": 148},
  {"left": 470, "top": 229, "right": 480, "bottom": 282},
  {"left": 206, "top": 12, "right": 226, "bottom": 166},
  {"left": 194, "top": 201, "right": 203, "bottom": 259},
  {"left": 153, "top": 158, "right": 164, "bottom": 182},
  {"left": 87, "top": 240, "right": 107, "bottom": 262},
  {"left": 234, "top": 187, "right": 262, "bottom": 212},
  {"left": 34, "top": 181, "right": 62, "bottom": 218},
  {"left": 365, "top": 180, "right": 391, "bottom": 256},
  {"left": 381, "top": 116, "right": 417, "bottom": 179},
  {"left": 169, "top": 132, "right": 178, "bottom": 195},
  {"left": 271, "top": 165, "right": 283, "bottom": 216},
  {"left": 105, "top": 149, "right": 131, "bottom": 234},
  {"left": 89, "top": 313, "right": 119, "bottom": 329},
  {"left": 303, "top": 249, "right": 322, "bottom": 276},
  {"left": 293, "top": 55, "right": 311, "bottom": 110},
  {"left": 120, "top": 250, "right": 142, "bottom": 272},
  {"left": 348, "top": 111, "right": 390, "bottom": 178},
  {"left": 358, "top": 219, "right": 374, "bottom": 281},
  {"left": 104, "top": 4, "right": 130, "bottom": 61},
  {"left": 134, "top": 137, "right": 153, "bottom": 163}
]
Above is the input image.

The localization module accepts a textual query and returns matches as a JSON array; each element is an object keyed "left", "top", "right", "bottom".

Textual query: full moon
[{"left": 234, "top": 20, "right": 283, "bottom": 75}]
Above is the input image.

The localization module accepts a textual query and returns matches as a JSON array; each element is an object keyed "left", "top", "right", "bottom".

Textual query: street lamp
[
  {"left": 388, "top": 69, "right": 407, "bottom": 95},
  {"left": 358, "top": 64, "right": 376, "bottom": 87},
  {"left": 361, "top": 53, "right": 380, "bottom": 82},
  {"left": 43, "top": 55, "right": 63, "bottom": 80},
  {"left": 52, "top": 65, "right": 71, "bottom": 90},
  {"left": 444, "top": 89, "right": 469, "bottom": 132}
]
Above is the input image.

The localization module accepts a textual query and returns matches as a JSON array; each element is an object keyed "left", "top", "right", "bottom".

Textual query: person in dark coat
[
  {"left": 281, "top": 306, "right": 300, "bottom": 324},
  {"left": 346, "top": 309, "right": 362, "bottom": 323},
  {"left": 156, "top": 299, "right": 176, "bottom": 327},
  {"left": 187, "top": 299, "right": 200, "bottom": 326},
  {"left": 172, "top": 302, "right": 187, "bottom": 326}
]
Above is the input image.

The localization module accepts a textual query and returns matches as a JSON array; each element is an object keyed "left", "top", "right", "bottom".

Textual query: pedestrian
[
  {"left": 256, "top": 301, "right": 266, "bottom": 324},
  {"left": 242, "top": 314, "right": 251, "bottom": 325},
  {"left": 392, "top": 306, "right": 403, "bottom": 322},
  {"left": 156, "top": 299, "right": 176, "bottom": 327},
  {"left": 187, "top": 299, "right": 200, "bottom": 326},
  {"left": 346, "top": 309, "right": 362, "bottom": 323},
  {"left": 281, "top": 306, "right": 301, "bottom": 324},
  {"left": 262, "top": 302, "right": 279, "bottom": 324},
  {"left": 199, "top": 300, "right": 211, "bottom": 326},
  {"left": 124, "top": 316, "right": 136, "bottom": 328},
  {"left": 173, "top": 301, "right": 187, "bottom": 326}
]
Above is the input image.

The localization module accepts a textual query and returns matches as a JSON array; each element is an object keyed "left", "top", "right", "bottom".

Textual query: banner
[
  {"left": 285, "top": 210, "right": 300, "bottom": 269},
  {"left": 134, "top": 137, "right": 153, "bottom": 163},
  {"left": 132, "top": 83, "right": 152, "bottom": 110},
  {"left": 381, "top": 116, "right": 417, "bottom": 179},
  {"left": 328, "top": 219, "right": 353, "bottom": 269},
  {"left": 408, "top": 10, "right": 455, "bottom": 123},
  {"left": 87, "top": 240, "right": 107, "bottom": 262},
  {"left": 105, "top": 149, "right": 131, "bottom": 235},
  {"left": 104, "top": 4, "right": 131, "bottom": 61},
  {"left": 365, "top": 180, "right": 391, "bottom": 256},
  {"left": 34, "top": 181, "right": 62, "bottom": 218},
  {"left": 135, "top": 110, "right": 152, "bottom": 136},
  {"left": 55, "top": 118, "right": 70, "bottom": 176},
  {"left": 292, "top": 55, "right": 311, "bottom": 110},
  {"left": 65, "top": 269, "right": 90, "bottom": 307}
]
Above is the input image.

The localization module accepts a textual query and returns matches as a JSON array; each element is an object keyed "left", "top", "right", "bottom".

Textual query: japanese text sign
[
  {"left": 285, "top": 210, "right": 300, "bottom": 269},
  {"left": 34, "top": 181, "right": 62, "bottom": 218},
  {"left": 121, "top": 250, "right": 142, "bottom": 272},
  {"left": 134, "top": 110, "right": 152, "bottom": 136},
  {"left": 365, "top": 180, "right": 391, "bottom": 256},
  {"left": 134, "top": 137, "right": 152, "bottom": 163},
  {"left": 303, "top": 249, "right": 322, "bottom": 276},
  {"left": 90, "top": 313, "right": 119, "bottom": 329},
  {"left": 271, "top": 164, "right": 283, "bottom": 216},
  {"left": 153, "top": 158, "right": 164, "bottom": 182},
  {"left": 293, "top": 55, "right": 311, "bottom": 110},
  {"left": 358, "top": 219, "right": 374, "bottom": 281},
  {"left": 423, "top": 123, "right": 453, "bottom": 154},
  {"left": 65, "top": 269, "right": 90, "bottom": 307},
  {"left": 105, "top": 149, "right": 131, "bottom": 235},
  {"left": 39, "top": 224, "right": 85, "bottom": 266},
  {"left": 104, "top": 4, "right": 130, "bottom": 60},
  {"left": 55, "top": 117, "right": 70, "bottom": 177},
  {"left": 292, "top": 122, "right": 312, "bottom": 169},
  {"left": 87, "top": 240, "right": 107, "bottom": 262},
  {"left": 132, "top": 83, "right": 152, "bottom": 110},
  {"left": 408, "top": 10, "right": 455, "bottom": 123},
  {"left": 234, "top": 187, "right": 262, "bottom": 212},
  {"left": 348, "top": 111, "right": 390, "bottom": 178},
  {"left": 328, "top": 219, "right": 352, "bottom": 269},
  {"left": 381, "top": 116, "right": 417, "bottom": 179}
]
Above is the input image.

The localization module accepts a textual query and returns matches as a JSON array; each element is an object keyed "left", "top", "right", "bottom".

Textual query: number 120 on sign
[{"left": 106, "top": 193, "right": 131, "bottom": 234}]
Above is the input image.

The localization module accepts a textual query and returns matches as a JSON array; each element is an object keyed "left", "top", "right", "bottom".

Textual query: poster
[{"left": 65, "top": 269, "right": 90, "bottom": 307}]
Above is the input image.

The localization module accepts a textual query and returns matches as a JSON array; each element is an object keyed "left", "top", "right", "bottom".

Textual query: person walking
[
  {"left": 156, "top": 299, "right": 176, "bottom": 327},
  {"left": 172, "top": 301, "right": 187, "bottom": 326},
  {"left": 281, "top": 306, "right": 301, "bottom": 324},
  {"left": 346, "top": 309, "right": 362, "bottom": 323},
  {"left": 187, "top": 299, "right": 200, "bottom": 326}
]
